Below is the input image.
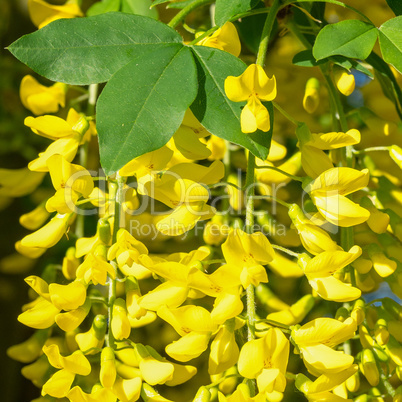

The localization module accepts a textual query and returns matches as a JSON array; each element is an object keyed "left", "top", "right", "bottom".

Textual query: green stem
[
  {"left": 168, "top": 0, "right": 212, "bottom": 28},
  {"left": 273, "top": 101, "right": 300, "bottom": 126},
  {"left": 254, "top": 165, "right": 304, "bottom": 182},
  {"left": 256, "top": 0, "right": 281, "bottom": 67},
  {"left": 106, "top": 175, "right": 125, "bottom": 348},
  {"left": 354, "top": 146, "right": 389, "bottom": 155},
  {"left": 245, "top": 153, "right": 256, "bottom": 341},
  {"left": 271, "top": 244, "right": 300, "bottom": 257}
]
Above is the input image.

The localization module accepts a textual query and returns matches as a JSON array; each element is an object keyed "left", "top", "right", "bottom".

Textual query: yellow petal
[
  {"left": 21, "top": 213, "right": 71, "bottom": 249},
  {"left": 24, "top": 115, "right": 75, "bottom": 140},
  {"left": 307, "top": 129, "right": 360, "bottom": 150},
  {"left": 28, "top": 137, "right": 80, "bottom": 172},
  {"left": 313, "top": 194, "right": 370, "bottom": 227},
  {"left": 165, "top": 332, "right": 211, "bottom": 362},
  {"left": 140, "top": 357, "right": 174, "bottom": 385},
  {"left": 55, "top": 299, "right": 91, "bottom": 332},
  {"left": 49, "top": 281, "right": 87, "bottom": 310},
  {"left": 301, "top": 344, "right": 354, "bottom": 374},
  {"left": 29, "top": 0, "right": 83, "bottom": 28},
  {"left": 112, "top": 377, "right": 142, "bottom": 402},
  {"left": 308, "top": 167, "right": 369, "bottom": 197},
  {"left": 303, "top": 246, "right": 362, "bottom": 278},
  {"left": 41, "top": 368, "right": 75, "bottom": 398},
  {"left": 301, "top": 145, "right": 333, "bottom": 178},
  {"left": 18, "top": 297, "right": 60, "bottom": 329},
  {"left": 293, "top": 317, "right": 357, "bottom": 348},
  {"left": 198, "top": 22, "right": 241, "bottom": 57},
  {"left": 309, "top": 276, "right": 361, "bottom": 302}
]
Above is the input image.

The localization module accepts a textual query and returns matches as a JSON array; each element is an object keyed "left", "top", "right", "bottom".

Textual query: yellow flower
[
  {"left": 21, "top": 213, "right": 72, "bottom": 250},
  {"left": 100, "top": 347, "right": 117, "bottom": 388},
  {"left": 303, "top": 78, "right": 320, "bottom": 114},
  {"left": 292, "top": 317, "right": 357, "bottom": 375},
  {"left": 76, "top": 315, "right": 106, "bottom": 354},
  {"left": 20, "top": 203, "right": 50, "bottom": 230},
  {"left": 28, "top": 0, "right": 83, "bottom": 29},
  {"left": 288, "top": 204, "right": 341, "bottom": 255},
  {"left": 198, "top": 22, "right": 241, "bottom": 57},
  {"left": 225, "top": 64, "right": 277, "bottom": 133},
  {"left": 333, "top": 68, "right": 355, "bottom": 96},
  {"left": 67, "top": 385, "right": 117, "bottom": 402},
  {"left": 7, "top": 329, "right": 50, "bottom": 363},
  {"left": 107, "top": 229, "right": 149, "bottom": 279},
  {"left": 157, "top": 305, "right": 218, "bottom": 362},
  {"left": 304, "top": 167, "right": 370, "bottom": 227},
  {"left": 299, "top": 129, "right": 361, "bottom": 178},
  {"left": 221, "top": 229, "right": 275, "bottom": 289},
  {"left": 76, "top": 252, "right": 115, "bottom": 286},
  {"left": 41, "top": 344, "right": 91, "bottom": 398},
  {"left": 238, "top": 328, "right": 289, "bottom": 393},
  {"left": 298, "top": 246, "right": 362, "bottom": 302},
  {"left": 46, "top": 154, "right": 94, "bottom": 214},
  {"left": 26, "top": 109, "right": 89, "bottom": 172},
  {"left": 111, "top": 298, "right": 131, "bottom": 340},
  {"left": 0, "top": 167, "right": 45, "bottom": 197},
  {"left": 20, "top": 75, "right": 66, "bottom": 115},
  {"left": 208, "top": 320, "right": 239, "bottom": 375}
]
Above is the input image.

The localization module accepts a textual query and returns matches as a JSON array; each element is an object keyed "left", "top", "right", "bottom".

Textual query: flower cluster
[{"left": 4, "top": 1, "right": 402, "bottom": 402}]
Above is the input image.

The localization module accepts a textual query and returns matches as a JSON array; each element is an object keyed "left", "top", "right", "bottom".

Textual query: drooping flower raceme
[{"left": 225, "top": 64, "right": 277, "bottom": 133}]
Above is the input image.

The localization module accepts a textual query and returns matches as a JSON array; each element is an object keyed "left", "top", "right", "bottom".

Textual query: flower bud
[
  {"left": 374, "top": 319, "right": 389, "bottom": 346},
  {"left": 361, "top": 349, "right": 379, "bottom": 386},
  {"left": 303, "top": 78, "right": 320, "bottom": 114},
  {"left": 390, "top": 145, "right": 402, "bottom": 169},
  {"left": 75, "top": 315, "right": 106, "bottom": 354},
  {"left": 100, "top": 347, "right": 116, "bottom": 388},
  {"left": 193, "top": 386, "right": 211, "bottom": 402},
  {"left": 97, "top": 218, "right": 112, "bottom": 245},
  {"left": 334, "top": 68, "right": 355, "bottom": 96},
  {"left": 346, "top": 371, "right": 360, "bottom": 393},
  {"left": 111, "top": 298, "right": 131, "bottom": 340}
]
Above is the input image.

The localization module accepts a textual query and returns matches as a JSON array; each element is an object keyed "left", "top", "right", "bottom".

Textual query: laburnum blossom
[
  {"left": 198, "top": 22, "right": 241, "bottom": 57},
  {"left": 157, "top": 305, "right": 219, "bottom": 362},
  {"left": 298, "top": 128, "right": 361, "bottom": 178},
  {"left": 107, "top": 228, "right": 150, "bottom": 279},
  {"left": 303, "top": 77, "right": 320, "bottom": 114},
  {"left": 0, "top": 167, "right": 45, "bottom": 197},
  {"left": 333, "top": 68, "right": 355, "bottom": 96},
  {"left": 225, "top": 64, "right": 277, "bottom": 133},
  {"left": 292, "top": 317, "right": 357, "bottom": 376},
  {"left": 46, "top": 154, "right": 94, "bottom": 213},
  {"left": 20, "top": 75, "right": 66, "bottom": 115},
  {"left": 41, "top": 344, "right": 91, "bottom": 398},
  {"left": 238, "top": 328, "right": 289, "bottom": 394},
  {"left": 298, "top": 246, "right": 362, "bottom": 302},
  {"left": 296, "top": 365, "right": 358, "bottom": 401},
  {"left": 143, "top": 162, "right": 223, "bottom": 236},
  {"left": 304, "top": 167, "right": 370, "bottom": 227},
  {"left": 28, "top": 0, "right": 83, "bottom": 29},
  {"left": 288, "top": 204, "right": 341, "bottom": 255},
  {"left": 25, "top": 108, "right": 89, "bottom": 172},
  {"left": 221, "top": 229, "right": 275, "bottom": 289}
]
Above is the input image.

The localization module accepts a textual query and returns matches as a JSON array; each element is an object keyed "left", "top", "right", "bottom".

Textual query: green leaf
[
  {"left": 330, "top": 56, "right": 374, "bottom": 78},
  {"left": 87, "top": 0, "right": 121, "bottom": 16},
  {"left": 8, "top": 13, "right": 182, "bottom": 85},
  {"left": 122, "top": 0, "right": 158, "bottom": 18},
  {"left": 215, "top": 0, "right": 260, "bottom": 26},
  {"left": 378, "top": 16, "right": 402, "bottom": 74},
  {"left": 292, "top": 49, "right": 326, "bottom": 67},
  {"left": 97, "top": 45, "right": 198, "bottom": 175},
  {"left": 386, "top": 0, "right": 402, "bottom": 16},
  {"left": 235, "top": 2, "right": 267, "bottom": 54},
  {"left": 190, "top": 46, "right": 273, "bottom": 160},
  {"left": 313, "top": 20, "right": 378, "bottom": 61},
  {"left": 366, "top": 51, "right": 402, "bottom": 119}
]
